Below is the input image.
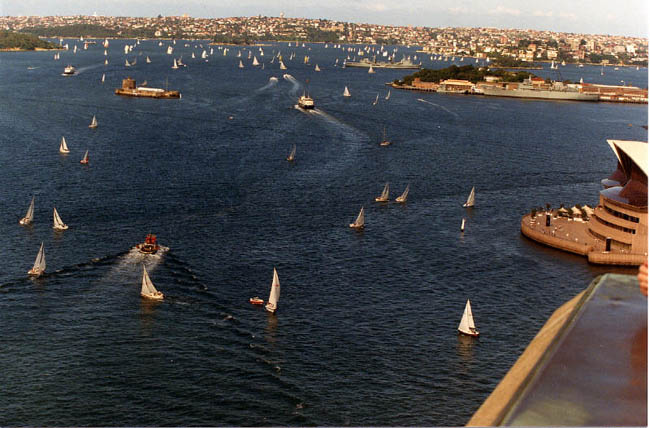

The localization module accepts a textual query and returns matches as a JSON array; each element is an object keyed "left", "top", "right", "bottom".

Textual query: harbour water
[{"left": 0, "top": 40, "right": 647, "bottom": 426}]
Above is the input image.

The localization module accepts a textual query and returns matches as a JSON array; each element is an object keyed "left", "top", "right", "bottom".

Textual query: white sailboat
[
  {"left": 52, "top": 207, "right": 68, "bottom": 230},
  {"left": 372, "top": 94, "right": 379, "bottom": 105},
  {"left": 59, "top": 136, "right": 70, "bottom": 154},
  {"left": 395, "top": 184, "right": 410, "bottom": 203},
  {"left": 239, "top": 60, "right": 244, "bottom": 69},
  {"left": 343, "top": 86, "right": 351, "bottom": 97},
  {"left": 146, "top": 56, "right": 151, "bottom": 63},
  {"left": 368, "top": 65, "right": 375, "bottom": 74},
  {"left": 458, "top": 299, "right": 479, "bottom": 337},
  {"left": 460, "top": 218, "right": 466, "bottom": 232},
  {"left": 88, "top": 115, "right": 98, "bottom": 128},
  {"left": 167, "top": 46, "right": 173, "bottom": 55},
  {"left": 101, "top": 73, "right": 105, "bottom": 83},
  {"left": 349, "top": 207, "right": 365, "bottom": 229},
  {"left": 375, "top": 183, "right": 390, "bottom": 202},
  {"left": 172, "top": 58, "right": 179, "bottom": 69},
  {"left": 125, "top": 59, "right": 131, "bottom": 67},
  {"left": 201, "top": 50, "right": 207, "bottom": 59},
  {"left": 463, "top": 186, "right": 475, "bottom": 207},
  {"left": 314, "top": 64, "right": 320, "bottom": 71},
  {"left": 28, "top": 242, "right": 46, "bottom": 277},
  {"left": 191, "top": 52, "right": 195, "bottom": 59},
  {"left": 385, "top": 89, "right": 391, "bottom": 100},
  {"left": 252, "top": 56, "right": 259, "bottom": 66},
  {"left": 80, "top": 149, "right": 89, "bottom": 165},
  {"left": 141, "top": 265, "right": 164, "bottom": 300},
  {"left": 19, "top": 196, "right": 35, "bottom": 225},
  {"left": 279, "top": 60, "right": 287, "bottom": 70},
  {"left": 287, "top": 144, "right": 296, "bottom": 162},
  {"left": 379, "top": 127, "right": 391, "bottom": 146},
  {"left": 104, "top": 59, "right": 108, "bottom": 65},
  {"left": 265, "top": 268, "right": 280, "bottom": 313}
]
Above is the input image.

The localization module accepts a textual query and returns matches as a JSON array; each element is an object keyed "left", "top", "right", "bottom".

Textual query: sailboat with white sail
[
  {"left": 460, "top": 218, "right": 466, "bottom": 232},
  {"left": 279, "top": 60, "right": 287, "bottom": 70},
  {"left": 80, "top": 150, "right": 89, "bottom": 165},
  {"left": 52, "top": 207, "right": 68, "bottom": 230},
  {"left": 172, "top": 58, "right": 179, "bottom": 69},
  {"left": 395, "top": 184, "right": 410, "bottom": 203},
  {"left": 287, "top": 144, "right": 296, "bottom": 162},
  {"left": 463, "top": 186, "right": 475, "bottom": 207},
  {"left": 28, "top": 242, "right": 46, "bottom": 277},
  {"left": 59, "top": 136, "right": 70, "bottom": 154},
  {"left": 252, "top": 56, "right": 259, "bottom": 66},
  {"left": 458, "top": 299, "right": 479, "bottom": 337},
  {"left": 372, "top": 94, "right": 379, "bottom": 105},
  {"left": 141, "top": 265, "right": 164, "bottom": 300},
  {"left": 343, "top": 86, "right": 351, "bottom": 97},
  {"left": 19, "top": 196, "right": 35, "bottom": 225},
  {"left": 88, "top": 115, "right": 98, "bottom": 129},
  {"left": 385, "top": 89, "right": 391, "bottom": 100},
  {"left": 239, "top": 60, "right": 244, "bottom": 69},
  {"left": 265, "top": 268, "right": 280, "bottom": 313},
  {"left": 101, "top": 73, "right": 105, "bottom": 83},
  {"left": 379, "top": 127, "right": 391, "bottom": 146},
  {"left": 314, "top": 64, "right": 320, "bottom": 71},
  {"left": 375, "top": 183, "right": 390, "bottom": 202},
  {"left": 146, "top": 56, "right": 151, "bottom": 63},
  {"left": 349, "top": 207, "right": 365, "bottom": 229},
  {"left": 368, "top": 65, "right": 375, "bottom": 74}
]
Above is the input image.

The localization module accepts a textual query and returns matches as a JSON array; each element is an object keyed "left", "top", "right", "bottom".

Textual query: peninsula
[{"left": 0, "top": 30, "right": 57, "bottom": 51}]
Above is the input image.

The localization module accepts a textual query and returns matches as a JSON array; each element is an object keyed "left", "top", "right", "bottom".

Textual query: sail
[
  {"left": 59, "top": 136, "right": 69, "bottom": 153},
  {"left": 172, "top": 58, "right": 178, "bottom": 69},
  {"left": 385, "top": 90, "right": 391, "bottom": 100},
  {"left": 146, "top": 56, "right": 151, "bottom": 63},
  {"left": 89, "top": 115, "right": 98, "bottom": 128},
  {"left": 354, "top": 207, "right": 365, "bottom": 227},
  {"left": 32, "top": 242, "right": 46, "bottom": 273},
  {"left": 373, "top": 94, "right": 379, "bottom": 105},
  {"left": 458, "top": 299, "right": 476, "bottom": 334},
  {"left": 101, "top": 73, "right": 105, "bottom": 83},
  {"left": 279, "top": 60, "right": 287, "bottom": 70},
  {"left": 463, "top": 187, "right": 475, "bottom": 207},
  {"left": 376, "top": 183, "right": 389, "bottom": 201},
  {"left": 239, "top": 60, "right": 244, "bottom": 68},
  {"left": 22, "top": 196, "right": 35, "bottom": 224},
  {"left": 141, "top": 265, "right": 160, "bottom": 296},
  {"left": 81, "top": 150, "right": 89, "bottom": 164},
  {"left": 287, "top": 144, "right": 296, "bottom": 161},
  {"left": 53, "top": 207, "right": 67, "bottom": 229},
  {"left": 343, "top": 86, "right": 351, "bottom": 97},
  {"left": 396, "top": 184, "right": 410, "bottom": 202},
  {"left": 266, "top": 268, "right": 280, "bottom": 312},
  {"left": 315, "top": 64, "right": 320, "bottom": 71},
  {"left": 252, "top": 56, "right": 259, "bottom": 66},
  {"left": 368, "top": 66, "right": 375, "bottom": 73},
  {"left": 201, "top": 50, "right": 207, "bottom": 59}
]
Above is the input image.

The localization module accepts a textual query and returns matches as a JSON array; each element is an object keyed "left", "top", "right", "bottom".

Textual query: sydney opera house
[{"left": 521, "top": 139, "right": 647, "bottom": 265}]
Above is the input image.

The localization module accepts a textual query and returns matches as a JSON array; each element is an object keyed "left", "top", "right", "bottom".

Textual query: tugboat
[
  {"left": 62, "top": 65, "right": 76, "bottom": 76},
  {"left": 297, "top": 92, "right": 315, "bottom": 109},
  {"left": 137, "top": 234, "right": 160, "bottom": 254}
]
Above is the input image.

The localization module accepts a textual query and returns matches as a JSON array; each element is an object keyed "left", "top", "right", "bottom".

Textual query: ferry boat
[
  {"left": 136, "top": 234, "right": 160, "bottom": 254},
  {"left": 298, "top": 92, "right": 314, "bottom": 109},
  {"left": 62, "top": 65, "right": 76, "bottom": 76}
]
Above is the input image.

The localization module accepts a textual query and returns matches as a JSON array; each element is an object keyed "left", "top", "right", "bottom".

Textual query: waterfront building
[{"left": 521, "top": 139, "right": 647, "bottom": 266}]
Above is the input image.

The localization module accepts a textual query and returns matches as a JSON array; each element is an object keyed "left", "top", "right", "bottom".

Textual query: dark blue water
[{"left": 0, "top": 40, "right": 647, "bottom": 426}]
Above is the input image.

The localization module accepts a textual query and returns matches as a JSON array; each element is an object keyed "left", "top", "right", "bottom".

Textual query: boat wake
[
  {"left": 74, "top": 63, "right": 104, "bottom": 75},
  {"left": 282, "top": 74, "right": 301, "bottom": 95},
  {"left": 296, "top": 107, "right": 367, "bottom": 140},
  {"left": 417, "top": 98, "right": 460, "bottom": 118},
  {"left": 256, "top": 76, "right": 280, "bottom": 92}
]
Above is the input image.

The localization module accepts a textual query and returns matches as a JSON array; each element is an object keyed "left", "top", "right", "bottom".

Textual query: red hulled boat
[{"left": 137, "top": 234, "right": 160, "bottom": 254}]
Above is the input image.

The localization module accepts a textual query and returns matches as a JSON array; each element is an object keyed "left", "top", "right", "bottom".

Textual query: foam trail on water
[
  {"left": 283, "top": 74, "right": 301, "bottom": 95},
  {"left": 417, "top": 98, "right": 460, "bottom": 118},
  {"left": 256, "top": 76, "right": 279, "bottom": 92}
]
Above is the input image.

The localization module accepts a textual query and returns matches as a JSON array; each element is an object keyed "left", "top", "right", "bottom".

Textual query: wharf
[{"left": 521, "top": 210, "right": 646, "bottom": 266}]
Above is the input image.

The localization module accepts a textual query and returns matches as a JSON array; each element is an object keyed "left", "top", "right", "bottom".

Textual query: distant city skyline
[{"left": 3, "top": 0, "right": 648, "bottom": 38}]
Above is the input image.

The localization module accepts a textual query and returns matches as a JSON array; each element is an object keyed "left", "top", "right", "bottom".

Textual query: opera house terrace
[{"left": 521, "top": 139, "right": 647, "bottom": 266}]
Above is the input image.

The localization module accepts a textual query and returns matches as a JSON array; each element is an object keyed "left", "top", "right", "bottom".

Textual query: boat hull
[
  {"left": 141, "top": 292, "right": 164, "bottom": 301},
  {"left": 250, "top": 298, "right": 264, "bottom": 305},
  {"left": 458, "top": 329, "right": 480, "bottom": 337},
  {"left": 19, "top": 218, "right": 31, "bottom": 226},
  {"left": 28, "top": 268, "right": 44, "bottom": 277},
  {"left": 481, "top": 87, "right": 599, "bottom": 101},
  {"left": 137, "top": 244, "right": 159, "bottom": 254}
]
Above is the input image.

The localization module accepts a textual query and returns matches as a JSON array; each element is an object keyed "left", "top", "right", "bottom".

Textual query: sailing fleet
[{"left": 25, "top": 38, "right": 484, "bottom": 330}]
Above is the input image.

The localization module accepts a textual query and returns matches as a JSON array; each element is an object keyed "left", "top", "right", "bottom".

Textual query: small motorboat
[
  {"left": 62, "top": 65, "right": 76, "bottom": 76},
  {"left": 137, "top": 234, "right": 160, "bottom": 254},
  {"left": 249, "top": 297, "right": 264, "bottom": 305}
]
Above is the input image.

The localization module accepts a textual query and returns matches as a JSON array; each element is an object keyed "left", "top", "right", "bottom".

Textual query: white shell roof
[{"left": 607, "top": 139, "right": 648, "bottom": 177}]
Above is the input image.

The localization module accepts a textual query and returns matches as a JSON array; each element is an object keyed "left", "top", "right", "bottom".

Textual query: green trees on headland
[
  {"left": 395, "top": 65, "right": 534, "bottom": 86},
  {"left": 0, "top": 30, "right": 57, "bottom": 50}
]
